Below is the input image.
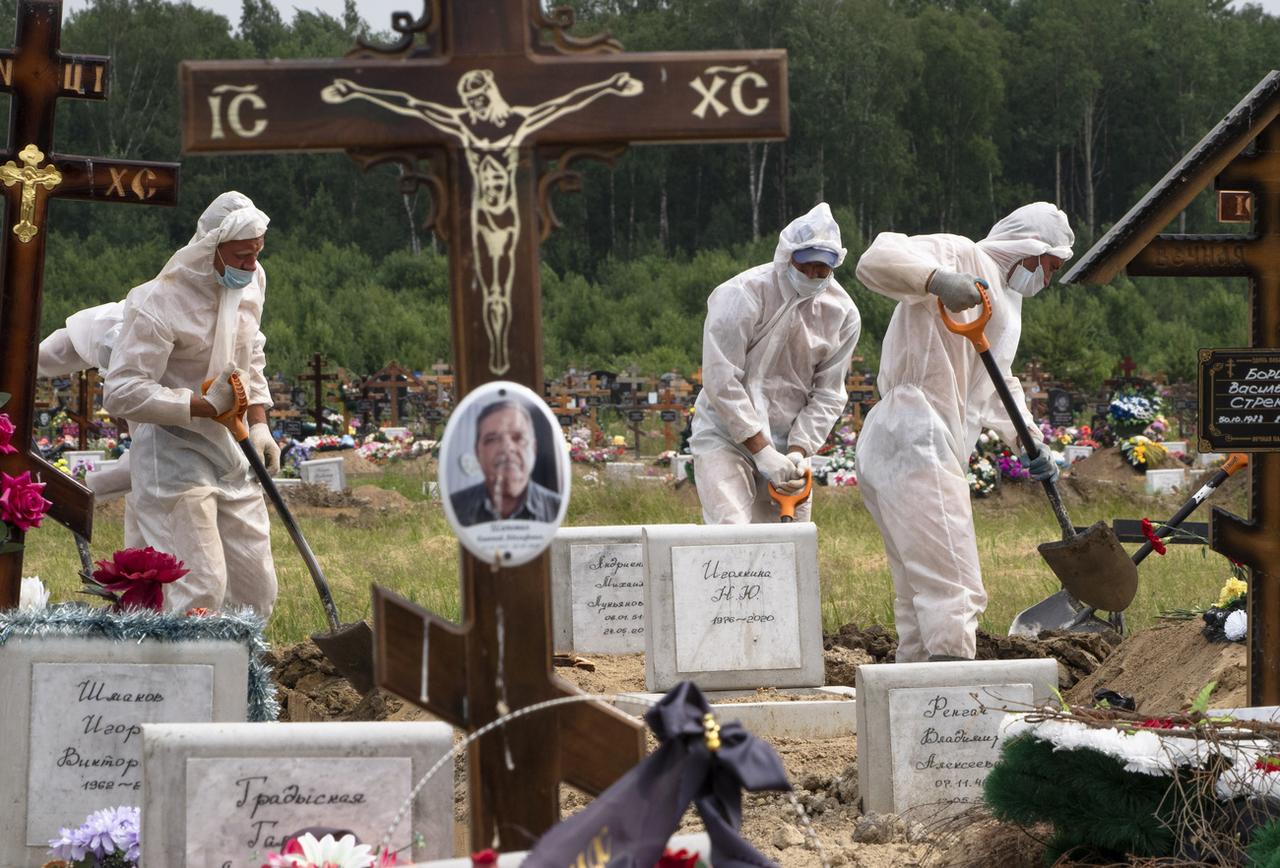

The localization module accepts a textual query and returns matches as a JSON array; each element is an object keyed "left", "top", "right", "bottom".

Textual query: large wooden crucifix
[
  {"left": 181, "top": 0, "right": 787, "bottom": 849},
  {"left": 0, "top": 0, "right": 178, "bottom": 605},
  {"left": 296, "top": 352, "right": 337, "bottom": 434},
  {"left": 1061, "top": 71, "right": 1280, "bottom": 703}
]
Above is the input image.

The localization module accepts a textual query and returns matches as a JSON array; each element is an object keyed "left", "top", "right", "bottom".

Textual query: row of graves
[{"left": 2, "top": 1, "right": 1280, "bottom": 865}]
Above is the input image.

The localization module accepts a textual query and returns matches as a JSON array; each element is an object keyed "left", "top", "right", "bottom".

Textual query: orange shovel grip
[
  {"left": 937, "top": 280, "right": 993, "bottom": 353},
  {"left": 768, "top": 470, "right": 814, "bottom": 521},
  {"left": 201, "top": 372, "right": 250, "bottom": 441},
  {"left": 1223, "top": 452, "right": 1249, "bottom": 476}
]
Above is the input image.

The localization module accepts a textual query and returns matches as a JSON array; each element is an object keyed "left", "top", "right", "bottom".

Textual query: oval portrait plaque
[{"left": 439, "top": 380, "right": 570, "bottom": 566}]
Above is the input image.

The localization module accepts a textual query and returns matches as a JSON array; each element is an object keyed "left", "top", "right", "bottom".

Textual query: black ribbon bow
[{"left": 525, "top": 681, "right": 792, "bottom": 867}]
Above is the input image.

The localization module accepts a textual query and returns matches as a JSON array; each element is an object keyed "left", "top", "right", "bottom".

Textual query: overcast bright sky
[{"left": 59, "top": 0, "right": 1280, "bottom": 33}]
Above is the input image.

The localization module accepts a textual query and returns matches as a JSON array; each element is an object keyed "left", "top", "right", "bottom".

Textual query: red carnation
[
  {"left": 1256, "top": 756, "right": 1280, "bottom": 773},
  {"left": 0, "top": 412, "right": 16, "bottom": 455},
  {"left": 91, "top": 546, "right": 190, "bottom": 612},
  {"left": 0, "top": 471, "right": 51, "bottom": 532},
  {"left": 657, "top": 849, "right": 701, "bottom": 868},
  {"left": 471, "top": 850, "right": 498, "bottom": 866},
  {"left": 1139, "top": 718, "right": 1176, "bottom": 730}
]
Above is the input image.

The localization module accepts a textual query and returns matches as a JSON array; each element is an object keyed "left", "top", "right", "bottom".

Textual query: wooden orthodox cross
[
  {"left": 181, "top": 0, "right": 787, "bottom": 848},
  {"left": 1061, "top": 71, "right": 1280, "bottom": 703},
  {"left": 297, "top": 352, "right": 337, "bottom": 434},
  {"left": 0, "top": 0, "right": 178, "bottom": 605},
  {"left": 362, "top": 361, "right": 420, "bottom": 428},
  {"left": 66, "top": 368, "right": 98, "bottom": 450}
]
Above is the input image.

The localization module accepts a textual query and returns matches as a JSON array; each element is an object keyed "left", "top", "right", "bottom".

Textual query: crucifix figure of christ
[
  {"left": 0, "top": 0, "right": 179, "bottom": 604},
  {"left": 322, "top": 71, "right": 642, "bottom": 375},
  {"left": 1061, "top": 71, "right": 1280, "bottom": 703},
  {"left": 181, "top": 0, "right": 787, "bottom": 849}
]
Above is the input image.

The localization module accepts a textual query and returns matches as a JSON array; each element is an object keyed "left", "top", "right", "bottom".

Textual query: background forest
[{"left": 2, "top": 0, "right": 1275, "bottom": 387}]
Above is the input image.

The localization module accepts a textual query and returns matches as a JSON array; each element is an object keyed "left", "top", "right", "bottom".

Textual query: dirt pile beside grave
[
  {"left": 1064, "top": 445, "right": 1149, "bottom": 491},
  {"left": 826, "top": 624, "right": 1121, "bottom": 689},
  {"left": 1067, "top": 617, "right": 1247, "bottom": 711},
  {"left": 350, "top": 484, "right": 411, "bottom": 512},
  {"left": 340, "top": 449, "right": 382, "bottom": 475},
  {"left": 265, "top": 638, "right": 429, "bottom": 722},
  {"left": 281, "top": 482, "right": 364, "bottom": 509}
]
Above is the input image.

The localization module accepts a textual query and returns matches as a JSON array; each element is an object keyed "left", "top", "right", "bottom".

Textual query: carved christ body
[{"left": 321, "top": 70, "right": 644, "bottom": 375}]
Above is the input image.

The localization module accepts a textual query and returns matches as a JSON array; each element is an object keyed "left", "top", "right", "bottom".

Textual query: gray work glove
[
  {"left": 753, "top": 444, "right": 802, "bottom": 487},
  {"left": 927, "top": 270, "right": 986, "bottom": 312},
  {"left": 1021, "top": 441, "right": 1060, "bottom": 483},
  {"left": 205, "top": 363, "right": 245, "bottom": 415},
  {"left": 249, "top": 422, "right": 281, "bottom": 475}
]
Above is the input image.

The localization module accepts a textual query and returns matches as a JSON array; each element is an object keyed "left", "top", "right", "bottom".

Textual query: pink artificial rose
[
  {"left": 91, "top": 546, "right": 190, "bottom": 612},
  {"left": 0, "top": 412, "right": 16, "bottom": 455},
  {"left": 0, "top": 471, "right": 51, "bottom": 531}
]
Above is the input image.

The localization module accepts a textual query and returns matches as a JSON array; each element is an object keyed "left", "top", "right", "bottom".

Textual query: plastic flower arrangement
[
  {"left": 654, "top": 449, "right": 678, "bottom": 467},
  {"left": 19, "top": 575, "right": 49, "bottom": 611},
  {"left": 996, "top": 452, "right": 1029, "bottom": 480},
  {"left": 1108, "top": 388, "right": 1164, "bottom": 435},
  {"left": 1119, "top": 435, "right": 1167, "bottom": 471},
  {"left": 0, "top": 468, "right": 52, "bottom": 555},
  {"left": 82, "top": 547, "right": 190, "bottom": 612},
  {"left": 1203, "top": 573, "right": 1249, "bottom": 644},
  {"left": 967, "top": 454, "right": 997, "bottom": 497},
  {"left": 814, "top": 425, "right": 856, "bottom": 486},
  {"left": 260, "top": 831, "right": 396, "bottom": 868},
  {"left": 565, "top": 426, "right": 625, "bottom": 464},
  {"left": 1144, "top": 415, "right": 1169, "bottom": 442},
  {"left": 48, "top": 805, "right": 139, "bottom": 867}
]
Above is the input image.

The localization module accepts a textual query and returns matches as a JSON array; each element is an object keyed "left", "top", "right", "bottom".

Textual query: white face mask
[
  {"left": 785, "top": 265, "right": 831, "bottom": 297},
  {"left": 1007, "top": 262, "right": 1046, "bottom": 297}
]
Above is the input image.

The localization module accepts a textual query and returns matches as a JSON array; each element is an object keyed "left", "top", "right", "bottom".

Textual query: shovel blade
[
  {"left": 1008, "top": 590, "right": 1120, "bottom": 638},
  {"left": 311, "top": 620, "right": 376, "bottom": 695},
  {"left": 1037, "top": 521, "right": 1139, "bottom": 613}
]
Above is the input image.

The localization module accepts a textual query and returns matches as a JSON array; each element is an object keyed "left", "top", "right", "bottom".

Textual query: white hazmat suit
[
  {"left": 103, "top": 192, "right": 277, "bottom": 616},
  {"left": 854, "top": 203, "right": 1074, "bottom": 661},
  {"left": 39, "top": 302, "right": 132, "bottom": 500},
  {"left": 692, "top": 203, "right": 861, "bottom": 524}
]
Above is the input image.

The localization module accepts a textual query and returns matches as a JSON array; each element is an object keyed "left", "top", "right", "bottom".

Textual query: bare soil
[{"left": 1067, "top": 617, "right": 1247, "bottom": 711}]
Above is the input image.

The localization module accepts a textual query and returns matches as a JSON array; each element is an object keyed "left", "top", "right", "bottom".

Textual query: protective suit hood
[
  {"left": 976, "top": 202, "right": 1074, "bottom": 274},
  {"left": 773, "top": 202, "right": 847, "bottom": 278}
]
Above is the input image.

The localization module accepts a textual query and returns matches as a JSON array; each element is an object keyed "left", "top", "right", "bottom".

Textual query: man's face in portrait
[{"left": 477, "top": 405, "right": 536, "bottom": 501}]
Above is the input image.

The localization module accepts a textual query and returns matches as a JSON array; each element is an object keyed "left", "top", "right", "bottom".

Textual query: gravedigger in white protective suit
[
  {"left": 38, "top": 301, "right": 131, "bottom": 500},
  {"left": 691, "top": 203, "right": 861, "bottom": 524},
  {"left": 854, "top": 202, "right": 1074, "bottom": 662},
  {"left": 103, "top": 191, "right": 281, "bottom": 616}
]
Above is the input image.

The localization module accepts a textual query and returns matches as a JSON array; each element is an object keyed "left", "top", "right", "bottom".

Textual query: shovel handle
[
  {"left": 200, "top": 372, "right": 250, "bottom": 441},
  {"left": 937, "top": 281, "right": 993, "bottom": 353},
  {"left": 944, "top": 289, "right": 1077, "bottom": 540},
  {"left": 1132, "top": 452, "right": 1249, "bottom": 565},
  {"left": 768, "top": 470, "right": 814, "bottom": 522}
]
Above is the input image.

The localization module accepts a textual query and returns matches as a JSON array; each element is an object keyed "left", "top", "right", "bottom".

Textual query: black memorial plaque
[
  {"left": 660, "top": 410, "right": 678, "bottom": 423},
  {"left": 627, "top": 409, "right": 647, "bottom": 422},
  {"left": 1048, "top": 388, "right": 1074, "bottom": 427},
  {"left": 1198, "top": 348, "right": 1280, "bottom": 451}
]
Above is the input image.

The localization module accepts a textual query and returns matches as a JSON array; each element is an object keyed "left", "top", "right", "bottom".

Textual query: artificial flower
[
  {"left": 19, "top": 575, "right": 49, "bottom": 612},
  {"left": 0, "top": 411, "right": 16, "bottom": 454},
  {"left": 1218, "top": 576, "right": 1249, "bottom": 608},
  {"left": 48, "top": 805, "right": 139, "bottom": 865},
  {"left": 470, "top": 850, "right": 498, "bottom": 866},
  {"left": 1224, "top": 609, "right": 1247, "bottom": 642},
  {"left": 0, "top": 470, "right": 51, "bottom": 532},
  {"left": 291, "top": 833, "right": 376, "bottom": 868},
  {"left": 657, "top": 848, "right": 702, "bottom": 868},
  {"left": 1140, "top": 518, "right": 1167, "bottom": 556},
  {"left": 1256, "top": 756, "right": 1280, "bottom": 773},
  {"left": 91, "top": 547, "right": 190, "bottom": 612}
]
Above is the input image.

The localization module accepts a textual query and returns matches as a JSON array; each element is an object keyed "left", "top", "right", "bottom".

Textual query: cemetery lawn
[{"left": 22, "top": 459, "right": 1237, "bottom": 646}]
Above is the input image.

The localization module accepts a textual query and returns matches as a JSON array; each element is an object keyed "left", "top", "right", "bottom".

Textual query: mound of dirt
[
  {"left": 281, "top": 482, "right": 364, "bottom": 508},
  {"left": 1066, "top": 445, "right": 1150, "bottom": 489},
  {"left": 340, "top": 450, "right": 383, "bottom": 476},
  {"left": 827, "top": 624, "right": 1120, "bottom": 689},
  {"left": 350, "top": 484, "right": 411, "bottom": 511},
  {"left": 264, "top": 638, "right": 429, "bottom": 722},
  {"left": 1067, "top": 617, "right": 1246, "bottom": 712}
]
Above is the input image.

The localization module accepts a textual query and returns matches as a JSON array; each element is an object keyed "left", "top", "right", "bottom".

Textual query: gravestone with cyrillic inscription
[
  {"left": 856, "top": 659, "right": 1058, "bottom": 820},
  {"left": 142, "top": 721, "right": 453, "bottom": 868},
  {"left": 0, "top": 637, "right": 248, "bottom": 867},
  {"left": 550, "top": 526, "right": 649, "bottom": 654},
  {"left": 299, "top": 455, "right": 346, "bottom": 492},
  {"left": 643, "top": 522, "right": 822, "bottom": 691}
]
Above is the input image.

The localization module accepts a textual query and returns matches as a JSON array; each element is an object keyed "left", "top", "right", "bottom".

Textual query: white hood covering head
[
  {"left": 773, "top": 202, "right": 848, "bottom": 274},
  {"left": 976, "top": 201, "right": 1074, "bottom": 274}
]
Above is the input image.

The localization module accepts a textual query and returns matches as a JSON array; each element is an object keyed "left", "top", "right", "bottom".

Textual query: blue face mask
[{"left": 216, "top": 250, "right": 255, "bottom": 289}]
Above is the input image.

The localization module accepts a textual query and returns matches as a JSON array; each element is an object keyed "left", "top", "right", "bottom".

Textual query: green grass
[{"left": 20, "top": 461, "right": 1240, "bottom": 646}]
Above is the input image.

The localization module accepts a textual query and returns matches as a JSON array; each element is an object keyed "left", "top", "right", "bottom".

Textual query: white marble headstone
[
  {"left": 1063, "top": 444, "right": 1093, "bottom": 464},
  {"left": 644, "top": 522, "right": 822, "bottom": 691},
  {"left": 550, "top": 526, "right": 649, "bottom": 654},
  {"left": 142, "top": 721, "right": 453, "bottom": 868},
  {"left": 857, "top": 659, "right": 1058, "bottom": 820},
  {"left": 64, "top": 449, "right": 106, "bottom": 474},
  {"left": 604, "top": 462, "right": 646, "bottom": 483},
  {"left": 0, "top": 637, "right": 249, "bottom": 868},
  {"left": 300, "top": 456, "right": 346, "bottom": 492},
  {"left": 1146, "top": 467, "right": 1187, "bottom": 495},
  {"left": 1162, "top": 440, "right": 1188, "bottom": 458}
]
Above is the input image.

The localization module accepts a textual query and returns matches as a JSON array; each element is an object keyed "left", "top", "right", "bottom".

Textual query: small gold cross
[{"left": 1, "top": 144, "right": 62, "bottom": 243}]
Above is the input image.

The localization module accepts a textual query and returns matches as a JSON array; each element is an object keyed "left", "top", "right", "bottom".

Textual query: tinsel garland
[{"left": 0, "top": 604, "right": 279, "bottom": 721}]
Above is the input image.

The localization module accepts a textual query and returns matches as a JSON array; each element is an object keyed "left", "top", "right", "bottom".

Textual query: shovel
[
  {"left": 938, "top": 284, "right": 1138, "bottom": 634},
  {"left": 205, "top": 372, "right": 376, "bottom": 693},
  {"left": 1055, "top": 452, "right": 1251, "bottom": 631},
  {"left": 768, "top": 469, "right": 814, "bottom": 522}
]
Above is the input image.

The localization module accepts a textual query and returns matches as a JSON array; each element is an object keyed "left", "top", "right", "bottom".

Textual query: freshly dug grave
[
  {"left": 826, "top": 624, "right": 1121, "bottom": 690},
  {"left": 1067, "top": 617, "right": 1246, "bottom": 711}
]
